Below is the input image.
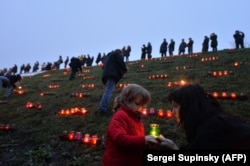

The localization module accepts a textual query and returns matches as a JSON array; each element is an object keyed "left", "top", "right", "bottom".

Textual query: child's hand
[{"left": 145, "top": 135, "right": 160, "bottom": 149}]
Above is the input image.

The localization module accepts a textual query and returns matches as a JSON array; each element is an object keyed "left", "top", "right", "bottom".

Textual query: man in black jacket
[
  {"left": 69, "top": 57, "right": 82, "bottom": 80},
  {"left": 98, "top": 49, "right": 127, "bottom": 114}
]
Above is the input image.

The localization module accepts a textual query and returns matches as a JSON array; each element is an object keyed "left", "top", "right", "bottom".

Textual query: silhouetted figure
[
  {"left": 64, "top": 56, "right": 69, "bottom": 68},
  {"left": 187, "top": 38, "right": 194, "bottom": 55},
  {"left": 125, "top": 45, "right": 131, "bottom": 62},
  {"left": 69, "top": 57, "right": 82, "bottom": 80},
  {"left": 233, "top": 30, "right": 245, "bottom": 49},
  {"left": 202, "top": 36, "right": 209, "bottom": 52},
  {"left": 178, "top": 39, "right": 187, "bottom": 55},
  {"left": 20, "top": 64, "right": 25, "bottom": 74},
  {"left": 210, "top": 33, "right": 218, "bottom": 52},
  {"left": 160, "top": 38, "right": 168, "bottom": 57},
  {"left": 168, "top": 39, "right": 175, "bottom": 56},
  {"left": 56, "top": 55, "right": 63, "bottom": 69},
  {"left": 11, "top": 64, "right": 18, "bottom": 75},
  {"left": 24, "top": 63, "right": 31, "bottom": 73},
  {"left": 141, "top": 44, "right": 147, "bottom": 60},
  {"left": 96, "top": 53, "right": 102, "bottom": 65},
  {"left": 146, "top": 42, "right": 152, "bottom": 59},
  {"left": 32, "top": 61, "right": 39, "bottom": 72}
]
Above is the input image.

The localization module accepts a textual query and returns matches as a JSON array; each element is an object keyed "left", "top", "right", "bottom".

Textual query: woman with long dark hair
[{"left": 158, "top": 83, "right": 250, "bottom": 149}]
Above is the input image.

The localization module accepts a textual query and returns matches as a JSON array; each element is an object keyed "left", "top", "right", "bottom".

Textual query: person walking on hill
[
  {"left": 233, "top": 30, "right": 245, "bottom": 49},
  {"left": 160, "top": 38, "right": 168, "bottom": 57},
  {"left": 98, "top": 49, "right": 127, "bottom": 115},
  {"left": 210, "top": 33, "right": 218, "bottom": 52}
]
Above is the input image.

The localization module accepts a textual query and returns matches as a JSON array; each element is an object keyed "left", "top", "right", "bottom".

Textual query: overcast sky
[{"left": 0, "top": 0, "right": 249, "bottom": 70}]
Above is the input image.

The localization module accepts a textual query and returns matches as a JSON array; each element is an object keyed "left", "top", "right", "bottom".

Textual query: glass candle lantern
[{"left": 149, "top": 124, "right": 160, "bottom": 138}]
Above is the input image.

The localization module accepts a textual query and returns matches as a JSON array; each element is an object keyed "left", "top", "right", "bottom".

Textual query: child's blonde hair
[{"left": 112, "top": 84, "right": 151, "bottom": 112}]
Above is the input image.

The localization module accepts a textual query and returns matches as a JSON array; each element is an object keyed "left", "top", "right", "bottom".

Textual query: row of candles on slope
[
  {"left": 60, "top": 131, "right": 101, "bottom": 146},
  {"left": 140, "top": 108, "right": 173, "bottom": 118},
  {"left": 58, "top": 107, "right": 87, "bottom": 116},
  {"left": 208, "top": 92, "right": 248, "bottom": 100},
  {"left": 0, "top": 124, "right": 15, "bottom": 131},
  {"left": 208, "top": 71, "right": 234, "bottom": 77}
]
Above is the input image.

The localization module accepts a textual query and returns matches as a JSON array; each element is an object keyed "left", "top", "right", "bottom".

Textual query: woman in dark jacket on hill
[{"left": 157, "top": 83, "right": 250, "bottom": 149}]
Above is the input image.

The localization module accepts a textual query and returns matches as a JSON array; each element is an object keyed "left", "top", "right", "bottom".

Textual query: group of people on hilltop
[{"left": 145, "top": 30, "right": 245, "bottom": 59}]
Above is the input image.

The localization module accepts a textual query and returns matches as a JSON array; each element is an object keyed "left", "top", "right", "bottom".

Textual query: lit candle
[
  {"left": 83, "top": 134, "right": 91, "bottom": 144},
  {"left": 68, "top": 131, "right": 75, "bottom": 141},
  {"left": 157, "top": 109, "right": 164, "bottom": 117},
  {"left": 91, "top": 135, "right": 99, "bottom": 145},
  {"left": 231, "top": 93, "right": 237, "bottom": 99},
  {"left": 166, "top": 110, "right": 173, "bottom": 118},
  {"left": 222, "top": 92, "right": 227, "bottom": 98},
  {"left": 149, "top": 124, "right": 160, "bottom": 138}
]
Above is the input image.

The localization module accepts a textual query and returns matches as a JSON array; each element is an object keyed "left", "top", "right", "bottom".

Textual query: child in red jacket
[{"left": 102, "top": 84, "right": 157, "bottom": 166}]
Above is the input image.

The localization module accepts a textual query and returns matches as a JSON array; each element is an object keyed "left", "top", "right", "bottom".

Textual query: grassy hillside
[{"left": 1, "top": 49, "right": 250, "bottom": 165}]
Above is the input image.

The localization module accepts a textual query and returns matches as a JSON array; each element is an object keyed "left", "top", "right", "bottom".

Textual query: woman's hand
[{"left": 156, "top": 135, "right": 179, "bottom": 150}]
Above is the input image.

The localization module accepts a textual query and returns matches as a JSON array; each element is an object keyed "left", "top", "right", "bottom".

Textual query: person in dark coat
[
  {"left": 202, "top": 36, "right": 209, "bottom": 52},
  {"left": 157, "top": 83, "right": 250, "bottom": 150},
  {"left": 210, "top": 33, "right": 218, "bottom": 52},
  {"left": 68, "top": 57, "right": 82, "bottom": 80},
  {"left": 146, "top": 42, "right": 152, "bottom": 59},
  {"left": 159, "top": 38, "right": 168, "bottom": 57},
  {"left": 98, "top": 49, "right": 127, "bottom": 114},
  {"left": 168, "top": 39, "right": 175, "bottom": 56},
  {"left": 178, "top": 39, "right": 186, "bottom": 55},
  {"left": 187, "top": 38, "right": 194, "bottom": 55},
  {"left": 64, "top": 56, "right": 69, "bottom": 68},
  {"left": 0, "top": 74, "right": 22, "bottom": 99},
  {"left": 233, "top": 30, "right": 245, "bottom": 49},
  {"left": 141, "top": 44, "right": 147, "bottom": 60}
]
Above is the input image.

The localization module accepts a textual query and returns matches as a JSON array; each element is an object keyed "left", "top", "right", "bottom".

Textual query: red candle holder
[
  {"left": 157, "top": 109, "right": 164, "bottom": 118},
  {"left": 90, "top": 135, "right": 101, "bottom": 145},
  {"left": 166, "top": 110, "right": 173, "bottom": 118},
  {"left": 68, "top": 131, "right": 75, "bottom": 141},
  {"left": 82, "top": 134, "right": 91, "bottom": 144}
]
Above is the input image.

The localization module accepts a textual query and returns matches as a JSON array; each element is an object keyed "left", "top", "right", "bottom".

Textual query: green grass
[{"left": 1, "top": 49, "right": 250, "bottom": 165}]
